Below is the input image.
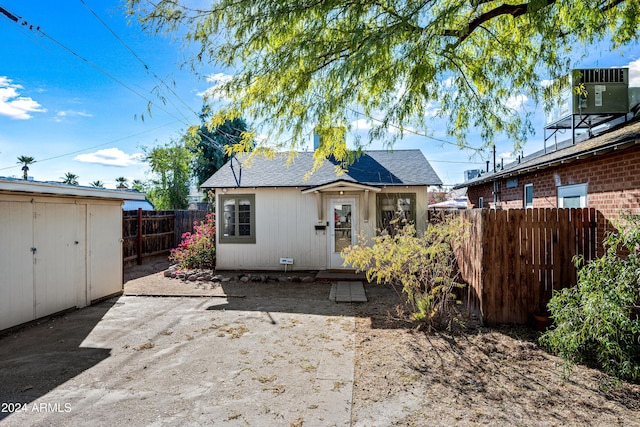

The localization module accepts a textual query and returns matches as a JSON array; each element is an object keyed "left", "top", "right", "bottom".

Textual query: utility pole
[{"left": 492, "top": 144, "right": 496, "bottom": 173}]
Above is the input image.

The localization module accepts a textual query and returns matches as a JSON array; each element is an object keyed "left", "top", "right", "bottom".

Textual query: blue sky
[{"left": 1, "top": 1, "right": 639, "bottom": 189}]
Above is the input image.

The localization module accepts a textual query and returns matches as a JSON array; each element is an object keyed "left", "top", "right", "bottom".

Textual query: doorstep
[{"left": 329, "top": 281, "right": 368, "bottom": 303}]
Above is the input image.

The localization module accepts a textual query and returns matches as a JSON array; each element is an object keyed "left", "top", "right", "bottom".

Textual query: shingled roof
[
  {"left": 201, "top": 149, "right": 442, "bottom": 189},
  {"left": 455, "top": 119, "right": 640, "bottom": 189}
]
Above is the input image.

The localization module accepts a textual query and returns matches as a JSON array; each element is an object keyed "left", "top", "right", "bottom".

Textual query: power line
[
  {"left": 0, "top": 3, "right": 194, "bottom": 128},
  {"left": 348, "top": 107, "right": 481, "bottom": 151},
  {"left": 429, "top": 159, "right": 485, "bottom": 164},
  {"left": 0, "top": 120, "right": 181, "bottom": 172},
  {"left": 78, "top": 0, "right": 198, "bottom": 121}
]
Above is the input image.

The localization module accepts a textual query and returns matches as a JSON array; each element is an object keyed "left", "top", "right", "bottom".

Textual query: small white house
[
  {"left": 201, "top": 150, "right": 442, "bottom": 271},
  {"left": 0, "top": 178, "right": 146, "bottom": 332}
]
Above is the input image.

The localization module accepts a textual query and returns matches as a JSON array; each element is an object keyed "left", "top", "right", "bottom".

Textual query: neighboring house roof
[
  {"left": 430, "top": 198, "right": 469, "bottom": 209},
  {"left": 201, "top": 150, "right": 442, "bottom": 189},
  {"left": 454, "top": 119, "right": 640, "bottom": 189},
  {"left": 0, "top": 177, "right": 147, "bottom": 201},
  {"left": 122, "top": 199, "right": 155, "bottom": 210}
]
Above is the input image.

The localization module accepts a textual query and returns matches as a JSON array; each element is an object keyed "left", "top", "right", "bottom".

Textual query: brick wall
[{"left": 465, "top": 144, "right": 640, "bottom": 223}]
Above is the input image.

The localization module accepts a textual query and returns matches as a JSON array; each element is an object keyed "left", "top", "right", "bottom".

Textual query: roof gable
[{"left": 201, "top": 150, "right": 442, "bottom": 189}]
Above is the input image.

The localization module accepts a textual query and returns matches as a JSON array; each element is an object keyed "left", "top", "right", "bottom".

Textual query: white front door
[{"left": 328, "top": 198, "right": 357, "bottom": 269}]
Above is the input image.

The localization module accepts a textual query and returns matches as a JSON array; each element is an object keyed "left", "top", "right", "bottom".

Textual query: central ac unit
[{"left": 545, "top": 68, "right": 629, "bottom": 127}]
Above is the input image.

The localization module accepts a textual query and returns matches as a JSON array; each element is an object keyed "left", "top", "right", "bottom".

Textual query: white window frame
[
  {"left": 524, "top": 184, "right": 534, "bottom": 208},
  {"left": 557, "top": 183, "right": 588, "bottom": 208},
  {"left": 478, "top": 197, "right": 484, "bottom": 208}
]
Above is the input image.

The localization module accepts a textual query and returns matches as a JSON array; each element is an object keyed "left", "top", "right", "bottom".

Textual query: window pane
[
  {"left": 223, "top": 199, "right": 236, "bottom": 237},
  {"left": 334, "top": 204, "right": 352, "bottom": 253},
  {"left": 377, "top": 194, "right": 415, "bottom": 235},
  {"left": 563, "top": 196, "right": 581, "bottom": 208},
  {"left": 397, "top": 197, "right": 412, "bottom": 222},
  {"left": 238, "top": 199, "right": 252, "bottom": 236},
  {"left": 524, "top": 185, "right": 533, "bottom": 207}
]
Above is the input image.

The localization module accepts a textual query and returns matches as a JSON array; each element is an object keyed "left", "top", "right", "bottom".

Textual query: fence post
[{"left": 137, "top": 208, "right": 143, "bottom": 265}]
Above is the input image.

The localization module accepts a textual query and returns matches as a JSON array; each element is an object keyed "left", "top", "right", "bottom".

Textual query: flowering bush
[{"left": 169, "top": 212, "right": 216, "bottom": 269}]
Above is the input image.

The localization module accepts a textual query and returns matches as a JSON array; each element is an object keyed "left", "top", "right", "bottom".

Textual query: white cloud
[
  {"left": 54, "top": 109, "right": 93, "bottom": 122},
  {"left": 351, "top": 118, "right": 373, "bottom": 131},
  {"left": 0, "top": 76, "right": 46, "bottom": 120},
  {"left": 197, "top": 72, "right": 234, "bottom": 99},
  {"left": 423, "top": 100, "right": 439, "bottom": 118},
  {"left": 350, "top": 116, "right": 418, "bottom": 135},
  {"left": 504, "top": 94, "right": 529, "bottom": 111},
  {"left": 74, "top": 148, "right": 142, "bottom": 167},
  {"left": 627, "top": 58, "right": 640, "bottom": 87},
  {"left": 499, "top": 151, "right": 516, "bottom": 162}
]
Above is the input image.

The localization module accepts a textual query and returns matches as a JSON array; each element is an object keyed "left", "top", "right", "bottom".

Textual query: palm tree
[
  {"left": 17, "top": 155, "right": 35, "bottom": 180},
  {"left": 90, "top": 180, "right": 104, "bottom": 188},
  {"left": 61, "top": 172, "right": 79, "bottom": 185},
  {"left": 131, "top": 179, "right": 145, "bottom": 192},
  {"left": 115, "top": 176, "right": 129, "bottom": 189}
]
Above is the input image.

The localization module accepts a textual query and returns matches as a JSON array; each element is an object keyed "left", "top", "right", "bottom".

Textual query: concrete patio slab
[
  {"left": 330, "top": 281, "right": 368, "bottom": 303},
  {"left": 0, "top": 291, "right": 356, "bottom": 427}
]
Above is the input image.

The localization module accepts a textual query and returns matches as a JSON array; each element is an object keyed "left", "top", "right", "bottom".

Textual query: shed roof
[
  {"left": 0, "top": 177, "right": 147, "bottom": 200},
  {"left": 454, "top": 119, "right": 640, "bottom": 189},
  {"left": 201, "top": 150, "right": 442, "bottom": 189},
  {"left": 122, "top": 199, "right": 155, "bottom": 210}
]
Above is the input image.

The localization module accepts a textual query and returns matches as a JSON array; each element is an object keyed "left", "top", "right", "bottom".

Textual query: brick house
[{"left": 455, "top": 119, "right": 640, "bottom": 223}]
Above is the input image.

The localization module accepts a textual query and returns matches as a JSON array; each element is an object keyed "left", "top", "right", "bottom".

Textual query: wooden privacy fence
[
  {"left": 456, "top": 208, "right": 604, "bottom": 325},
  {"left": 123, "top": 209, "right": 209, "bottom": 265}
]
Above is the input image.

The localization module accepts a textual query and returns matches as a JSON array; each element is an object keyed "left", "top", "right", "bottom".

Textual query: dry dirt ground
[
  {"left": 125, "top": 259, "right": 640, "bottom": 426},
  {"left": 2, "top": 260, "right": 639, "bottom": 426}
]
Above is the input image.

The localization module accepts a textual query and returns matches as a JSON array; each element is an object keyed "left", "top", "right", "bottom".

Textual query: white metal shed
[{"left": 0, "top": 178, "right": 146, "bottom": 332}]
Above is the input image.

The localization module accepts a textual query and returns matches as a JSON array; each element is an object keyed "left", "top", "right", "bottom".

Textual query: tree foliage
[
  {"left": 540, "top": 213, "right": 640, "bottom": 381},
  {"left": 186, "top": 106, "right": 251, "bottom": 187},
  {"left": 17, "top": 155, "right": 35, "bottom": 180},
  {"left": 115, "top": 176, "right": 129, "bottom": 189},
  {"left": 144, "top": 141, "right": 192, "bottom": 210},
  {"left": 131, "top": 179, "right": 146, "bottom": 192},
  {"left": 61, "top": 172, "right": 79, "bottom": 185},
  {"left": 127, "top": 0, "right": 640, "bottom": 163}
]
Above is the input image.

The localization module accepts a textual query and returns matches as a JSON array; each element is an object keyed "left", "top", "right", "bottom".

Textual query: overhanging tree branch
[{"left": 443, "top": 0, "right": 556, "bottom": 42}]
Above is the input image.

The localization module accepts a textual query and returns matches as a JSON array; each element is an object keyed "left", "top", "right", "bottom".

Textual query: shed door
[
  {"left": 0, "top": 201, "right": 35, "bottom": 330},
  {"left": 34, "top": 203, "right": 85, "bottom": 318},
  {"left": 88, "top": 204, "right": 123, "bottom": 302}
]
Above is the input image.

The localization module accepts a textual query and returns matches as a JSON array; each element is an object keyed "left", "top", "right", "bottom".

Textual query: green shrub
[
  {"left": 342, "top": 215, "right": 469, "bottom": 329},
  {"left": 169, "top": 212, "right": 216, "bottom": 270},
  {"left": 540, "top": 213, "right": 640, "bottom": 381}
]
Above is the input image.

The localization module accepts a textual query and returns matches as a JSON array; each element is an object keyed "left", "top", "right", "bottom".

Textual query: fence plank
[
  {"left": 483, "top": 209, "right": 496, "bottom": 325},
  {"left": 523, "top": 209, "right": 533, "bottom": 323},
  {"left": 530, "top": 209, "right": 541, "bottom": 322},
  {"left": 123, "top": 209, "right": 209, "bottom": 266},
  {"left": 453, "top": 207, "right": 601, "bottom": 325}
]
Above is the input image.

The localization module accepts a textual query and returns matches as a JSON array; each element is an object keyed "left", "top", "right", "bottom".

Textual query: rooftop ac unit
[{"left": 545, "top": 68, "right": 629, "bottom": 128}]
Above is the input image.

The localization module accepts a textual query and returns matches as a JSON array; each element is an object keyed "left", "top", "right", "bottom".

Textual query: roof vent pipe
[{"left": 486, "top": 161, "right": 490, "bottom": 173}]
